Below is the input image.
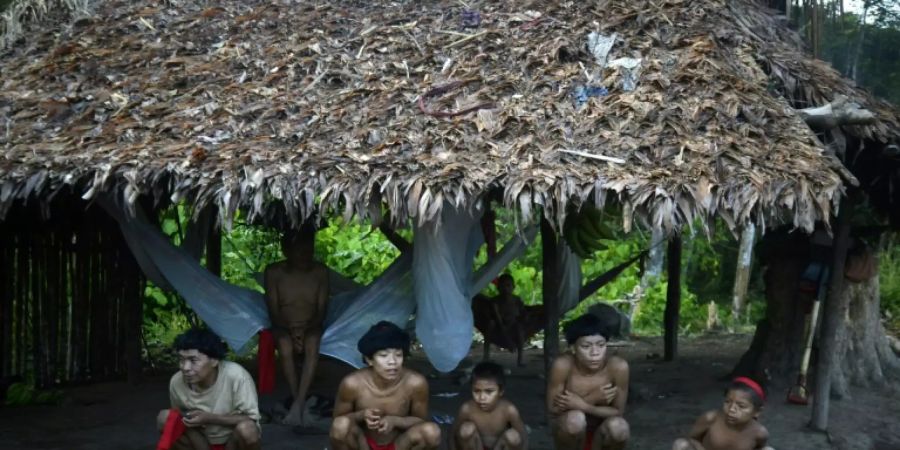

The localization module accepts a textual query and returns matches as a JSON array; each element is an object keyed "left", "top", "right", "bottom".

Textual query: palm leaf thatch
[{"left": 1, "top": 0, "right": 896, "bottom": 232}]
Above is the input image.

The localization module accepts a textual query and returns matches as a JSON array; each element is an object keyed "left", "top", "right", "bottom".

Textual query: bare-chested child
[
  {"left": 263, "top": 225, "right": 329, "bottom": 425},
  {"left": 547, "top": 314, "right": 630, "bottom": 450},
  {"left": 487, "top": 274, "right": 527, "bottom": 366},
  {"left": 330, "top": 321, "right": 441, "bottom": 450},
  {"left": 156, "top": 329, "right": 261, "bottom": 450},
  {"left": 672, "top": 377, "right": 774, "bottom": 450},
  {"left": 452, "top": 362, "right": 528, "bottom": 450}
]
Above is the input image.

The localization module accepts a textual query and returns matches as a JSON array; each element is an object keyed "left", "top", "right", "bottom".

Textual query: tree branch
[{"left": 798, "top": 95, "right": 876, "bottom": 129}]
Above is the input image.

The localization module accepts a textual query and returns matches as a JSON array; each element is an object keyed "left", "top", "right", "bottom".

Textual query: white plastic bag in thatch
[{"left": 587, "top": 31, "right": 617, "bottom": 67}]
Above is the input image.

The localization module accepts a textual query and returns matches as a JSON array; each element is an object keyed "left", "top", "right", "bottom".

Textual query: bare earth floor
[{"left": 1, "top": 334, "right": 898, "bottom": 450}]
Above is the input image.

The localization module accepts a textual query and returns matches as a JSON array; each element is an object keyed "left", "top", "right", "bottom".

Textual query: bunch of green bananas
[{"left": 563, "top": 206, "right": 616, "bottom": 259}]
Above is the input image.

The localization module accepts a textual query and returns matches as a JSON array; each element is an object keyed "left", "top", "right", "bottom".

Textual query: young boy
[
  {"left": 547, "top": 314, "right": 630, "bottom": 450},
  {"left": 671, "top": 377, "right": 774, "bottom": 450},
  {"left": 329, "top": 321, "right": 441, "bottom": 450},
  {"left": 452, "top": 362, "right": 528, "bottom": 450}
]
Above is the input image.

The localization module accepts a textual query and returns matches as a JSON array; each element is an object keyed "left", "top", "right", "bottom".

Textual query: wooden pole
[
  {"left": 207, "top": 220, "right": 222, "bottom": 277},
  {"left": 664, "top": 235, "right": 682, "bottom": 361},
  {"left": 541, "top": 217, "right": 560, "bottom": 376},
  {"left": 811, "top": 196, "right": 854, "bottom": 431},
  {"left": 732, "top": 223, "right": 756, "bottom": 324},
  {"left": 0, "top": 224, "right": 10, "bottom": 376}
]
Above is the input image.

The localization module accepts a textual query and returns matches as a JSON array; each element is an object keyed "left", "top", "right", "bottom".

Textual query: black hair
[
  {"left": 726, "top": 378, "right": 767, "bottom": 409},
  {"left": 563, "top": 313, "right": 610, "bottom": 345},
  {"left": 281, "top": 224, "right": 316, "bottom": 248},
  {"left": 173, "top": 328, "right": 228, "bottom": 360},
  {"left": 497, "top": 273, "right": 514, "bottom": 283},
  {"left": 471, "top": 361, "right": 505, "bottom": 390},
  {"left": 358, "top": 321, "right": 411, "bottom": 359}
]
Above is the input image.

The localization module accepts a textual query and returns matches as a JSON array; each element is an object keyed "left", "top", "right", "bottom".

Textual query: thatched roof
[{"left": 1, "top": 0, "right": 896, "bottom": 232}]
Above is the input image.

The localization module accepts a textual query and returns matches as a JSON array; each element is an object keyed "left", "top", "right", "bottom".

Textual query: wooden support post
[
  {"left": 732, "top": 223, "right": 756, "bottom": 324},
  {"left": 811, "top": 196, "right": 854, "bottom": 431},
  {"left": 542, "top": 217, "right": 560, "bottom": 376},
  {"left": 207, "top": 221, "right": 222, "bottom": 277},
  {"left": 664, "top": 235, "right": 682, "bottom": 362}
]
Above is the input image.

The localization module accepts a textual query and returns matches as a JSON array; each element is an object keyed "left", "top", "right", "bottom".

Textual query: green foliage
[
  {"left": 880, "top": 235, "right": 900, "bottom": 334},
  {"left": 631, "top": 281, "right": 706, "bottom": 335},
  {"left": 315, "top": 218, "right": 401, "bottom": 285},
  {"left": 4, "top": 382, "right": 63, "bottom": 406}
]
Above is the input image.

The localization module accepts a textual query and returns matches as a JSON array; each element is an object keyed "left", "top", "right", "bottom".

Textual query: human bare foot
[{"left": 282, "top": 401, "right": 305, "bottom": 426}]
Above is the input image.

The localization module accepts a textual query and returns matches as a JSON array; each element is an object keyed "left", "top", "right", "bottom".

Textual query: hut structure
[{"left": 1, "top": 0, "right": 899, "bottom": 429}]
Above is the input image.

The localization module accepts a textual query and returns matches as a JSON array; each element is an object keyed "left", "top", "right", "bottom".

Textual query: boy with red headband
[{"left": 671, "top": 377, "right": 774, "bottom": 450}]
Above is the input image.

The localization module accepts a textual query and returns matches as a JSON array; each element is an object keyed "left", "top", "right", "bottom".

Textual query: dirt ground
[{"left": 1, "top": 334, "right": 898, "bottom": 450}]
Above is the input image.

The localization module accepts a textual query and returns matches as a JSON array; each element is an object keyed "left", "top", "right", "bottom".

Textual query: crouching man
[
  {"left": 330, "top": 321, "right": 441, "bottom": 450},
  {"left": 548, "top": 314, "right": 630, "bottom": 450},
  {"left": 156, "top": 329, "right": 261, "bottom": 450}
]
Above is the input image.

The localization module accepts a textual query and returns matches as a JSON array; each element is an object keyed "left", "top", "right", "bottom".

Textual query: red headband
[{"left": 733, "top": 377, "right": 766, "bottom": 402}]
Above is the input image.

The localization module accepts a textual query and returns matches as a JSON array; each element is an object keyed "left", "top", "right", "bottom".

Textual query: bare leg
[
  {"left": 516, "top": 325, "right": 527, "bottom": 367},
  {"left": 455, "top": 421, "right": 484, "bottom": 450},
  {"left": 157, "top": 410, "right": 209, "bottom": 450},
  {"left": 496, "top": 428, "right": 523, "bottom": 450},
  {"left": 395, "top": 422, "right": 441, "bottom": 450},
  {"left": 285, "top": 332, "right": 321, "bottom": 426},
  {"left": 173, "top": 428, "right": 211, "bottom": 450},
  {"left": 595, "top": 416, "right": 629, "bottom": 450},
  {"left": 672, "top": 438, "right": 701, "bottom": 450},
  {"left": 226, "top": 419, "right": 261, "bottom": 450},
  {"left": 276, "top": 332, "right": 300, "bottom": 399},
  {"left": 552, "top": 411, "right": 586, "bottom": 450},
  {"left": 330, "top": 416, "right": 366, "bottom": 450}
]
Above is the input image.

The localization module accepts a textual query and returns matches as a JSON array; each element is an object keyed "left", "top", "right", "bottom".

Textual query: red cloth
[
  {"left": 365, "top": 434, "right": 397, "bottom": 450},
  {"left": 257, "top": 329, "right": 276, "bottom": 394},
  {"left": 157, "top": 409, "right": 227, "bottom": 450},
  {"left": 157, "top": 409, "right": 186, "bottom": 450},
  {"left": 583, "top": 428, "right": 595, "bottom": 450}
]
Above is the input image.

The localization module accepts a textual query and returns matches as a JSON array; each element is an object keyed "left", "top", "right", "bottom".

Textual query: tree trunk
[
  {"left": 732, "top": 223, "right": 756, "bottom": 324},
  {"left": 731, "top": 231, "right": 811, "bottom": 384},
  {"left": 733, "top": 228, "right": 900, "bottom": 413},
  {"left": 831, "top": 273, "right": 900, "bottom": 397}
]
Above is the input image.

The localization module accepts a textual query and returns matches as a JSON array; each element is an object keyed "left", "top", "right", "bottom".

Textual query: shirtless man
[
  {"left": 547, "top": 314, "right": 630, "bottom": 450},
  {"left": 329, "top": 321, "right": 442, "bottom": 450},
  {"left": 263, "top": 226, "right": 329, "bottom": 426},
  {"left": 672, "top": 377, "right": 774, "bottom": 450},
  {"left": 486, "top": 274, "right": 527, "bottom": 366},
  {"left": 156, "top": 329, "right": 261, "bottom": 450}
]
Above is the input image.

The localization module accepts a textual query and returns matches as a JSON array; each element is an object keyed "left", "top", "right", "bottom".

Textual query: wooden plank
[
  {"left": 811, "top": 196, "right": 854, "bottom": 431},
  {"left": 664, "top": 235, "right": 682, "bottom": 361}
]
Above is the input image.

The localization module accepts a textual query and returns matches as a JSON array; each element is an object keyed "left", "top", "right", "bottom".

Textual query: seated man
[
  {"left": 485, "top": 274, "right": 527, "bottom": 366},
  {"left": 264, "top": 225, "right": 329, "bottom": 425},
  {"left": 330, "top": 321, "right": 441, "bottom": 450},
  {"left": 547, "top": 314, "right": 630, "bottom": 450},
  {"left": 156, "top": 328, "right": 261, "bottom": 450}
]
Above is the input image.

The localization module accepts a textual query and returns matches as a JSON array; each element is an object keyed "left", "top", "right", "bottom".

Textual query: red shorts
[
  {"left": 583, "top": 428, "right": 595, "bottom": 450},
  {"left": 365, "top": 434, "right": 396, "bottom": 450},
  {"left": 156, "top": 409, "right": 227, "bottom": 450}
]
